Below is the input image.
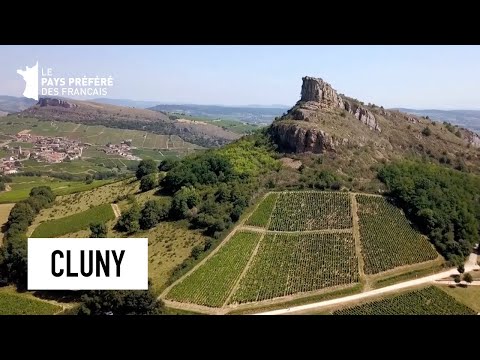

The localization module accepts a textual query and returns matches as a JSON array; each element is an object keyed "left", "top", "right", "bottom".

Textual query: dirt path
[
  {"left": 111, "top": 203, "right": 121, "bottom": 218},
  {"left": 71, "top": 124, "right": 81, "bottom": 132},
  {"left": 255, "top": 254, "right": 480, "bottom": 315},
  {"left": 350, "top": 193, "right": 368, "bottom": 289},
  {"left": 239, "top": 225, "right": 353, "bottom": 235}
]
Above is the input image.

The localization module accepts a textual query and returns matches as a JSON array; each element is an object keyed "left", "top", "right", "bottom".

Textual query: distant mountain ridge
[
  {"left": 149, "top": 104, "right": 288, "bottom": 124},
  {"left": 0, "top": 96, "right": 36, "bottom": 113}
]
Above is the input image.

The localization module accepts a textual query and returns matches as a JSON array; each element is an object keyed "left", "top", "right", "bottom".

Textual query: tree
[
  {"left": 422, "top": 127, "right": 432, "bottom": 136},
  {"left": 454, "top": 274, "right": 461, "bottom": 284},
  {"left": 169, "top": 186, "right": 199, "bottom": 219},
  {"left": 90, "top": 222, "right": 108, "bottom": 238},
  {"left": 78, "top": 281, "right": 164, "bottom": 315},
  {"left": 463, "top": 272, "right": 473, "bottom": 284},
  {"left": 458, "top": 264, "right": 465, "bottom": 274},
  {"left": 116, "top": 205, "right": 140, "bottom": 234},
  {"left": 455, "top": 130, "right": 462, "bottom": 138},
  {"left": 136, "top": 159, "right": 158, "bottom": 180},
  {"left": 7, "top": 202, "right": 35, "bottom": 228},
  {"left": 139, "top": 200, "right": 169, "bottom": 230},
  {"left": 29, "top": 186, "right": 55, "bottom": 205},
  {"left": 0, "top": 235, "right": 28, "bottom": 290},
  {"left": 158, "top": 158, "right": 179, "bottom": 172},
  {"left": 139, "top": 173, "right": 157, "bottom": 192}
]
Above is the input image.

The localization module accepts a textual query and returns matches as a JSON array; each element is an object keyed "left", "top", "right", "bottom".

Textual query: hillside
[
  {"left": 395, "top": 108, "right": 480, "bottom": 132},
  {"left": 17, "top": 98, "right": 240, "bottom": 148},
  {"left": 269, "top": 76, "right": 480, "bottom": 188},
  {"left": 0, "top": 96, "right": 36, "bottom": 113}
]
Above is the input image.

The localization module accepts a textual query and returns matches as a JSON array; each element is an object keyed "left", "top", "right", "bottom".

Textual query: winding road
[{"left": 255, "top": 253, "right": 479, "bottom": 315}]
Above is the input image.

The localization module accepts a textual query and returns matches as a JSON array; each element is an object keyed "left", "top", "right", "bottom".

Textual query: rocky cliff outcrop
[
  {"left": 290, "top": 76, "right": 381, "bottom": 132},
  {"left": 463, "top": 130, "right": 480, "bottom": 148},
  {"left": 37, "top": 98, "right": 78, "bottom": 109},
  {"left": 300, "top": 76, "right": 345, "bottom": 109},
  {"left": 270, "top": 122, "right": 348, "bottom": 153},
  {"left": 270, "top": 76, "right": 381, "bottom": 154}
]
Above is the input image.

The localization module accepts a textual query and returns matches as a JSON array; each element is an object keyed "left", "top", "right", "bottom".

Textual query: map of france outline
[{"left": 17, "top": 61, "right": 38, "bottom": 101}]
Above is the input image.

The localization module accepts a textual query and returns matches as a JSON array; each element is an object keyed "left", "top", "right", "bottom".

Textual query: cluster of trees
[
  {"left": 90, "top": 222, "right": 108, "bottom": 238},
  {"left": 0, "top": 175, "right": 12, "bottom": 192},
  {"left": 78, "top": 281, "right": 164, "bottom": 315},
  {"left": 378, "top": 161, "right": 480, "bottom": 264},
  {"left": 0, "top": 186, "right": 56, "bottom": 289},
  {"left": 116, "top": 199, "right": 170, "bottom": 234},
  {"left": 298, "top": 168, "right": 343, "bottom": 190},
  {"left": 118, "top": 133, "right": 278, "bottom": 240}
]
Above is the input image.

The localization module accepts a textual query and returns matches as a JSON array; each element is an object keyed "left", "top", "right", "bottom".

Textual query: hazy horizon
[{"left": 2, "top": 45, "right": 480, "bottom": 110}]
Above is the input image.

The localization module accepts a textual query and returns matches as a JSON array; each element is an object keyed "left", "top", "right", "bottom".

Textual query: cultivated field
[
  {"left": 163, "top": 190, "right": 443, "bottom": 313},
  {"left": 31, "top": 203, "right": 115, "bottom": 238},
  {"left": 332, "top": 286, "right": 475, "bottom": 315},
  {"left": 166, "top": 231, "right": 261, "bottom": 307},
  {"left": 356, "top": 195, "right": 439, "bottom": 274},
  {"left": 0, "top": 117, "right": 201, "bottom": 151},
  {"left": 245, "top": 193, "right": 278, "bottom": 227},
  {"left": 247, "top": 191, "right": 352, "bottom": 231},
  {"left": 0, "top": 287, "right": 62, "bottom": 315},
  {"left": 0, "top": 176, "right": 113, "bottom": 203},
  {"left": 231, "top": 233, "right": 358, "bottom": 304},
  {"left": 30, "top": 179, "right": 137, "bottom": 230}
]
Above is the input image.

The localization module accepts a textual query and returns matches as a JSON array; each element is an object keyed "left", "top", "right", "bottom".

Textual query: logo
[
  {"left": 16, "top": 62, "right": 114, "bottom": 101},
  {"left": 17, "top": 61, "right": 39, "bottom": 101},
  {"left": 28, "top": 238, "right": 148, "bottom": 290}
]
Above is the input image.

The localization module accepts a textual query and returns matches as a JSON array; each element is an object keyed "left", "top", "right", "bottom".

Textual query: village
[
  {"left": 104, "top": 140, "right": 142, "bottom": 161},
  {"left": 0, "top": 132, "right": 141, "bottom": 175}
]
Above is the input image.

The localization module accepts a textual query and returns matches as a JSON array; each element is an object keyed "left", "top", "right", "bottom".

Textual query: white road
[{"left": 255, "top": 254, "right": 479, "bottom": 315}]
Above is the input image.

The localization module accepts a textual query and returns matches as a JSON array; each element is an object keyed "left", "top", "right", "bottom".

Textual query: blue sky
[{"left": 1, "top": 45, "right": 480, "bottom": 109}]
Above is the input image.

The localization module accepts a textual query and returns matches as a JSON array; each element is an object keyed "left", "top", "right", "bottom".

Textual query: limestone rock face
[
  {"left": 300, "top": 76, "right": 345, "bottom": 109},
  {"left": 293, "top": 76, "right": 381, "bottom": 132},
  {"left": 37, "top": 98, "right": 78, "bottom": 109},
  {"left": 344, "top": 101, "right": 380, "bottom": 132},
  {"left": 463, "top": 130, "right": 480, "bottom": 148},
  {"left": 270, "top": 122, "right": 348, "bottom": 154}
]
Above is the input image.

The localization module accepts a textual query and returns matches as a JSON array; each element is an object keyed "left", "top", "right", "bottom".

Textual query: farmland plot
[
  {"left": 245, "top": 193, "right": 278, "bottom": 227},
  {"left": 333, "top": 286, "right": 475, "bottom": 315},
  {"left": 31, "top": 203, "right": 115, "bottom": 238},
  {"left": 166, "top": 231, "right": 261, "bottom": 307},
  {"left": 231, "top": 233, "right": 358, "bottom": 304},
  {"left": 356, "top": 195, "right": 438, "bottom": 274},
  {"left": 268, "top": 192, "right": 352, "bottom": 231}
]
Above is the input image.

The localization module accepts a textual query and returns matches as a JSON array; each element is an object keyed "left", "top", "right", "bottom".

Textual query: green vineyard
[
  {"left": 245, "top": 193, "right": 278, "bottom": 227},
  {"left": 356, "top": 195, "right": 438, "bottom": 274},
  {"left": 166, "top": 231, "right": 261, "bottom": 307},
  {"left": 333, "top": 286, "right": 476, "bottom": 315},
  {"left": 231, "top": 233, "right": 358, "bottom": 304},
  {"left": 268, "top": 192, "right": 352, "bottom": 231}
]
